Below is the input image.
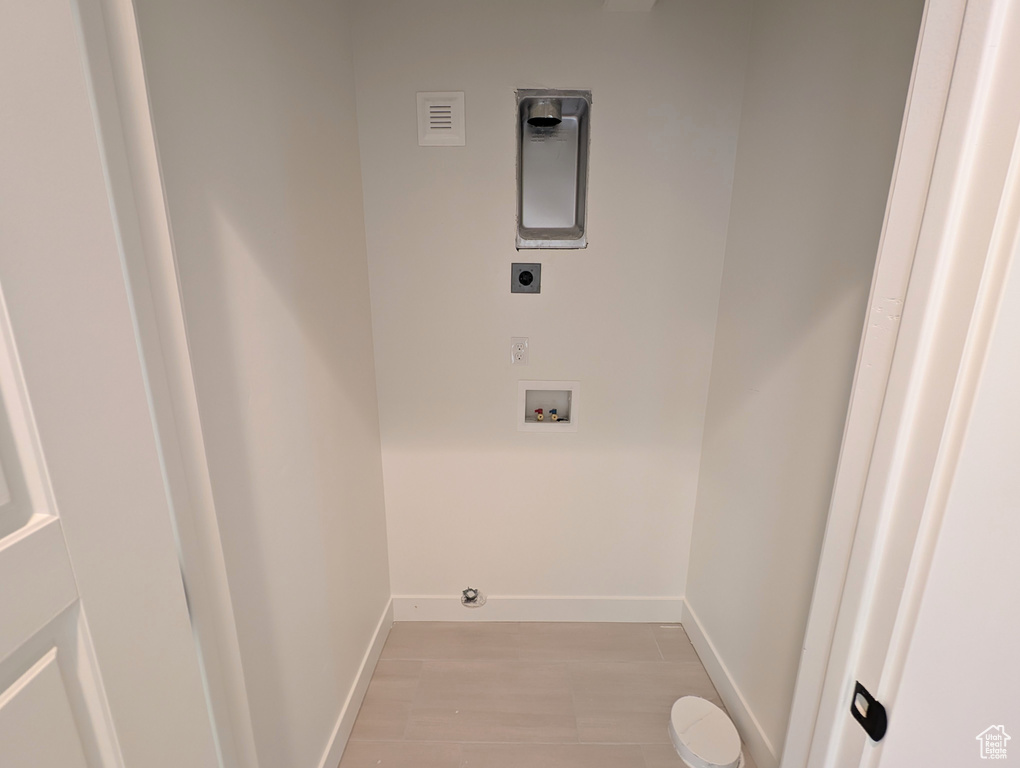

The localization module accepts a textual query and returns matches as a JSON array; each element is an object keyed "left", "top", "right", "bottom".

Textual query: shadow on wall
[
  {"left": 182, "top": 177, "right": 384, "bottom": 767},
  {"left": 686, "top": 0, "right": 925, "bottom": 754},
  {"left": 134, "top": 0, "right": 390, "bottom": 764}
]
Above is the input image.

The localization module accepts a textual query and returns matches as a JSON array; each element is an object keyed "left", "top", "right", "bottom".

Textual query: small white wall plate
[{"left": 417, "top": 91, "right": 466, "bottom": 146}]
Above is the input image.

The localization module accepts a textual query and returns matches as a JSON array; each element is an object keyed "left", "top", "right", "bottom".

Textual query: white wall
[
  {"left": 873, "top": 225, "right": 1020, "bottom": 767},
  {"left": 352, "top": 0, "right": 751, "bottom": 611},
  {"left": 134, "top": 1, "right": 391, "bottom": 766},
  {"left": 684, "top": 0, "right": 923, "bottom": 758}
]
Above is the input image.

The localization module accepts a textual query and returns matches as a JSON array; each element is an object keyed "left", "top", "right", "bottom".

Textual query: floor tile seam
[
  {"left": 413, "top": 658, "right": 575, "bottom": 674},
  {"left": 563, "top": 658, "right": 709, "bottom": 671},
  {"left": 398, "top": 660, "right": 427, "bottom": 742},
  {"left": 384, "top": 654, "right": 687, "bottom": 664},
  {"left": 519, "top": 653, "right": 669, "bottom": 663},
  {"left": 379, "top": 652, "right": 523, "bottom": 661},
  {"left": 399, "top": 736, "right": 587, "bottom": 746},
  {"left": 406, "top": 705, "right": 579, "bottom": 718},
  {"left": 509, "top": 622, "right": 523, "bottom": 659},
  {"left": 651, "top": 630, "right": 667, "bottom": 661},
  {"left": 392, "top": 656, "right": 693, "bottom": 666},
  {"left": 342, "top": 738, "right": 659, "bottom": 747},
  {"left": 567, "top": 666, "right": 583, "bottom": 743}
]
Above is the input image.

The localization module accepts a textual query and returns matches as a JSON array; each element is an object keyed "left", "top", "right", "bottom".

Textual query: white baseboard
[
  {"left": 681, "top": 599, "right": 779, "bottom": 768},
  {"left": 317, "top": 598, "right": 393, "bottom": 768},
  {"left": 391, "top": 595, "right": 683, "bottom": 622}
]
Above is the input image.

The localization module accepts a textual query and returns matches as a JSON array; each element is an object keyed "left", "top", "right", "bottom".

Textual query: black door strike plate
[{"left": 850, "top": 681, "right": 888, "bottom": 741}]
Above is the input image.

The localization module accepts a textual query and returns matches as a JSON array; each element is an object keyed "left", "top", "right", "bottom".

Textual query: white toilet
[{"left": 668, "top": 696, "right": 744, "bottom": 768}]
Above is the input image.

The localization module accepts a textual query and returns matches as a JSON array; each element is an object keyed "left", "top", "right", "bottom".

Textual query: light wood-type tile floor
[{"left": 338, "top": 622, "right": 757, "bottom": 768}]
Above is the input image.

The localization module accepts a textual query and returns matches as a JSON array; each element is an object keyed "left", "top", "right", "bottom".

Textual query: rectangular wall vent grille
[
  {"left": 429, "top": 104, "right": 453, "bottom": 129},
  {"left": 417, "top": 91, "right": 466, "bottom": 146}
]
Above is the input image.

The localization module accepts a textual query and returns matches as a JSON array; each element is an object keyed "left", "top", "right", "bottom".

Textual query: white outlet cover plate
[{"left": 511, "top": 337, "right": 529, "bottom": 365}]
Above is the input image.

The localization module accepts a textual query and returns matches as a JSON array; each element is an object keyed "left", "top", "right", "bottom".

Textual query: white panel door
[
  {"left": 0, "top": 0, "right": 222, "bottom": 766},
  {"left": 0, "top": 651, "right": 91, "bottom": 768},
  {"left": 0, "top": 289, "right": 118, "bottom": 767}
]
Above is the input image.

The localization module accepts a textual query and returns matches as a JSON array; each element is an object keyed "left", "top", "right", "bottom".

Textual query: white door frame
[
  {"left": 783, "top": 0, "right": 1020, "bottom": 764},
  {"left": 65, "top": 0, "right": 1020, "bottom": 765},
  {"left": 780, "top": 0, "right": 964, "bottom": 761},
  {"left": 72, "top": 0, "right": 259, "bottom": 765}
]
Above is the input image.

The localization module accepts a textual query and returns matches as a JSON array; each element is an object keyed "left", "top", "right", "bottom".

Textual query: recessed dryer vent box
[
  {"left": 518, "top": 380, "right": 579, "bottom": 432},
  {"left": 516, "top": 90, "right": 591, "bottom": 250}
]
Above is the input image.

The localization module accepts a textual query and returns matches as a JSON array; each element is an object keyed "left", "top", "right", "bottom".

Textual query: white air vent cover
[{"left": 417, "top": 91, "right": 466, "bottom": 146}]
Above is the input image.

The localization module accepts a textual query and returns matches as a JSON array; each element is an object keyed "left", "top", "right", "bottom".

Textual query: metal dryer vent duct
[{"left": 526, "top": 99, "right": 562, "bottom": 127}]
